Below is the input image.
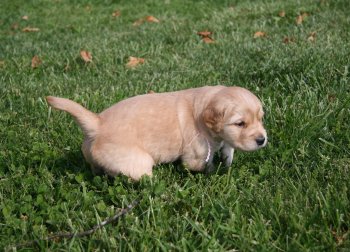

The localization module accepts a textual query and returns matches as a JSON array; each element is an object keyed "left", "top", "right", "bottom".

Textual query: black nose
[{"left": 256, "top": 137, "right": 265, "bottom": 146}]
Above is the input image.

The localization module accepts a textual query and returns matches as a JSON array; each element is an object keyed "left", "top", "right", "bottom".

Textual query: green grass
[{"left": 1, "top": 0, "right": 349, "bottom": 251}]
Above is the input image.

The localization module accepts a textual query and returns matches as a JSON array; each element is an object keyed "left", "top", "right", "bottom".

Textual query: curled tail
[{"left": 46, "top": 96, "right": 100, "bottom": 138}]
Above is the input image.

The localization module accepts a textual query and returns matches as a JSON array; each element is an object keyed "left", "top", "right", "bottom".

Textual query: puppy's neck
[
  {"left": 196, "top": 122, "right": 222, "bottom": 146},
  {"left": 187, "top": 131, "right": 212, "bottom": 163},
  {"left": 204, "top": 137, "right": 211, "bottom": 163}
]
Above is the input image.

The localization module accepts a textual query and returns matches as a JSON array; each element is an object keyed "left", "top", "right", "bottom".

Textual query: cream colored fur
[{"left": 47, "top": 85, "right": 267, "bottom": 180}]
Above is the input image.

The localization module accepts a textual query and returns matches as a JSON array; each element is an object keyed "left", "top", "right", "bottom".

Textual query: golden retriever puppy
[{"left": 47, "top": 85, "right": 267, "bottom": 180}]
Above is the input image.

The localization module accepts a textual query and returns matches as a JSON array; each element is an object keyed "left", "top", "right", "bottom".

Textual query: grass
[{"left": 0, "top": 0, "right": 349, "bottom": 251}]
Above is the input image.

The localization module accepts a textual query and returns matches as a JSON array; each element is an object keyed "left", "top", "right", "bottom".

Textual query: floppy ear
[{"left": 203, "top": 103, "right": 225, "bottom": 133}]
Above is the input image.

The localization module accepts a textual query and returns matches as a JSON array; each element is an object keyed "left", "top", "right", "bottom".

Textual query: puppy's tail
[{"left": 46, "top": 96, "right": 100, "bottom": 138}]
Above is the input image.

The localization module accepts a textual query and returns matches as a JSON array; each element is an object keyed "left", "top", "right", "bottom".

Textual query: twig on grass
[{"left": 10, "top": 200, "right": 139, "bottom": 250}]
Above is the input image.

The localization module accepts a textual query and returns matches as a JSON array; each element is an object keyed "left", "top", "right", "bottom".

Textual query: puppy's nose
[{"left": 256, "top": 136, "right": 265, "bottom": 146}]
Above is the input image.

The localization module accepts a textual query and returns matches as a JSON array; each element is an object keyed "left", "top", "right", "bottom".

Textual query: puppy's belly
[
  {"left": 142, "top": 132, "right": 182, "bottom": 164},
  {"left": 94, "top": 123, "right": 182, "bottom": 166},
  {"left": 148, "top": 144, "right": 182, "bottom": 164}
]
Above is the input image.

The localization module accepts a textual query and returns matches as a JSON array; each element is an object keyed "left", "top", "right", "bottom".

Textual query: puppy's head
[{"left": 203, "top": 87, "right": 267, "bottom": 151}]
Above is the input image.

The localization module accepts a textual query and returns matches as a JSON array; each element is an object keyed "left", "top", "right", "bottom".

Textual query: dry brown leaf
[
  {"left": 197, "top": 31, "right": 212, "bottom": 37},
  {"left": 126, "top": 56, "right": 145, "bottom": 68},
  {"left": 254, "top": 31, "right": 266, "bottom": 38},
  {"left": 307, "top": 31, "right": 316, "bottom": 42},
  {"left": 80, "top": 50, "right": 92, "bottom": 63},
  {"left": 31, "top": 55, "right": 42, "bottom": 68},
  {"left": 197, "top": 31, "right": 215, "bottom": 43},
  {"left": 11, "top": 23, "right": 19, "bottom": 30},
  {"left": 331, "top": 230, "right": 349, "bottom": 245},
  {"left": 133, "top": 15, "right": 159, "bottom": 26},
  {"left": 202, "top": 36, "right": 215, "bottom": 43},
  {"left": 296, "top": 13, "right": 308, "bottom": 25},
  {"left": 145, "top": 15, "right": 160, "bottom": 23},
  {"left": 283, "top": 36, "right": 295, "bottom": 44},
  {"left": 296, "top": 15, "right": 303, "bottom": 25},
  {"left": 278, "top": 11, "right": 285, "bottom": 17},
  {"left": 112, "top": 10, "right": 121, "bottom": 17},
  {"left": 133, "top": 18, "right": 144, "bottom": 26},
  {"left": 64, "top": 63, "right": 70, "bottom": 72},
  {"left": 327, "top": 94, "right": 336, "bottom": 103},
  {"left": 22, "top": 15, "right": 29, "bottom": 20},
  {"left": 22, "top": 27, "right": 40, "bottom": 32}
]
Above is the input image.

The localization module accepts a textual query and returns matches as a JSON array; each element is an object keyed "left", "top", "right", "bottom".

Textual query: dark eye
[{"left": 234, "top": 121, "right": 245, "bottom": 127}]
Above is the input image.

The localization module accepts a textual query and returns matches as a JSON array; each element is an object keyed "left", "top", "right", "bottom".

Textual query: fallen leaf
[
  {"left": 202, "top": 36, "right": 215, "bottom": 43},
  {"left": 31, "top": 55, "right": 42, "bottom": 68},
  {"left": 296, "top": 15, "right": 303, "bottom": 25},
  {"left": 133, "top": 18, "right": 144, "bottom": 26},
  {"left": 307, "top": 31, "right": 316, "bottom": 42},
  {"left": 197, "top": 31, "right": 212, "bottom": 37},
  {"left": 327, "top": 94, "right": 336, "bottom": 103},
  {"left": 64, "top": 63, "right": 70, "bottom": 71},
  {"left": 197, "top": 31, "right": 215, "bottom": 43},
  {"left": 80, "top": 50, "right": 92, "bottom": 63},
  {"left": 22, "top": 15, "right": 29, "bottom": 20},
  {"left": 11, "top": 23, "right": 19, "bottom": 30},
  {"left": 283, "top": 36, "right": 295, "bottom": 44},
  {"left": 278, "top": 11, "right": 285, "bottom": 17},
  {"left": 126, "top": 56, "right": 144, "bottom": 68},
  {"left": 254, "top": 31, "right": 266, "bottom": 38},
  {"left": 22, "top": 27, "right": 40, "bottom": 32},
  {"left": 145, "top": 15, "right": 160, "bottom": 23},
  {"left": 331, "top": 229, "right": 349, "bottom": 245},
  {"left": 49, "top": 232, "right": 61, "bottom": 243},
  {"left": 296, "top": 13, "right": 308, "bottom": 25},
  {"left": 133, "top": 15, "right": 160, "bottom": 26},
  {"left": 112, "top": 10, "right": 121, "bottom": 17}
]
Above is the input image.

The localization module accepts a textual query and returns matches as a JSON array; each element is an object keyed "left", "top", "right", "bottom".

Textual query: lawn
[{"left": 0, "top": 0, "right": 349, "bottom": 251}]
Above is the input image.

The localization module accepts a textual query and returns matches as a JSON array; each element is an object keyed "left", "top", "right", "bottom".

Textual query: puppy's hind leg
[
  {"left": 93, "top": 145, "right": 154, "bottom": 181},
  {"left": 122, "top": 150, "right": 154, "bottom": 181}
]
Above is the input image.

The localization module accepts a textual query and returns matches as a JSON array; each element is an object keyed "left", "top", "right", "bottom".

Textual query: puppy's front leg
[
  {"left": 205, "top": 161, "right": 216, "bottom": 173},
  {"left": 182, "top": 137, "right": 213, "bottom": 173},
  {"left": 221, "top": 143, "right": 234, "bottom": 168}
]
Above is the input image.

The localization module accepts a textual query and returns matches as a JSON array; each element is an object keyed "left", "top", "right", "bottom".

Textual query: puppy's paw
[{"left": 205, "top": 162, "right": 216, "bottom": 174}]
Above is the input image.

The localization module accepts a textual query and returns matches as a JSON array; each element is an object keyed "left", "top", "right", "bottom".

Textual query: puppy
[{"left": 47, "top": 85, "right": 267, "bottom": 180}]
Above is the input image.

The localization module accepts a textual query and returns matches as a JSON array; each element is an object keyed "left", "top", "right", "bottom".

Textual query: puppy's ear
[{"left": 203, "top": 104, "right": 225, "bottom": 133}]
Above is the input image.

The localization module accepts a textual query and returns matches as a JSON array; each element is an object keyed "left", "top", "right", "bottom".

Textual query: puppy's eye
[{"left": 234, "top": 121, "right": 245, "bottom": 127}]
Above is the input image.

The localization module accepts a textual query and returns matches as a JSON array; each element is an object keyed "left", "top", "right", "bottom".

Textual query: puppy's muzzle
[{"left": 255, "top": 136, "right": 266, "bottom": 146}]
